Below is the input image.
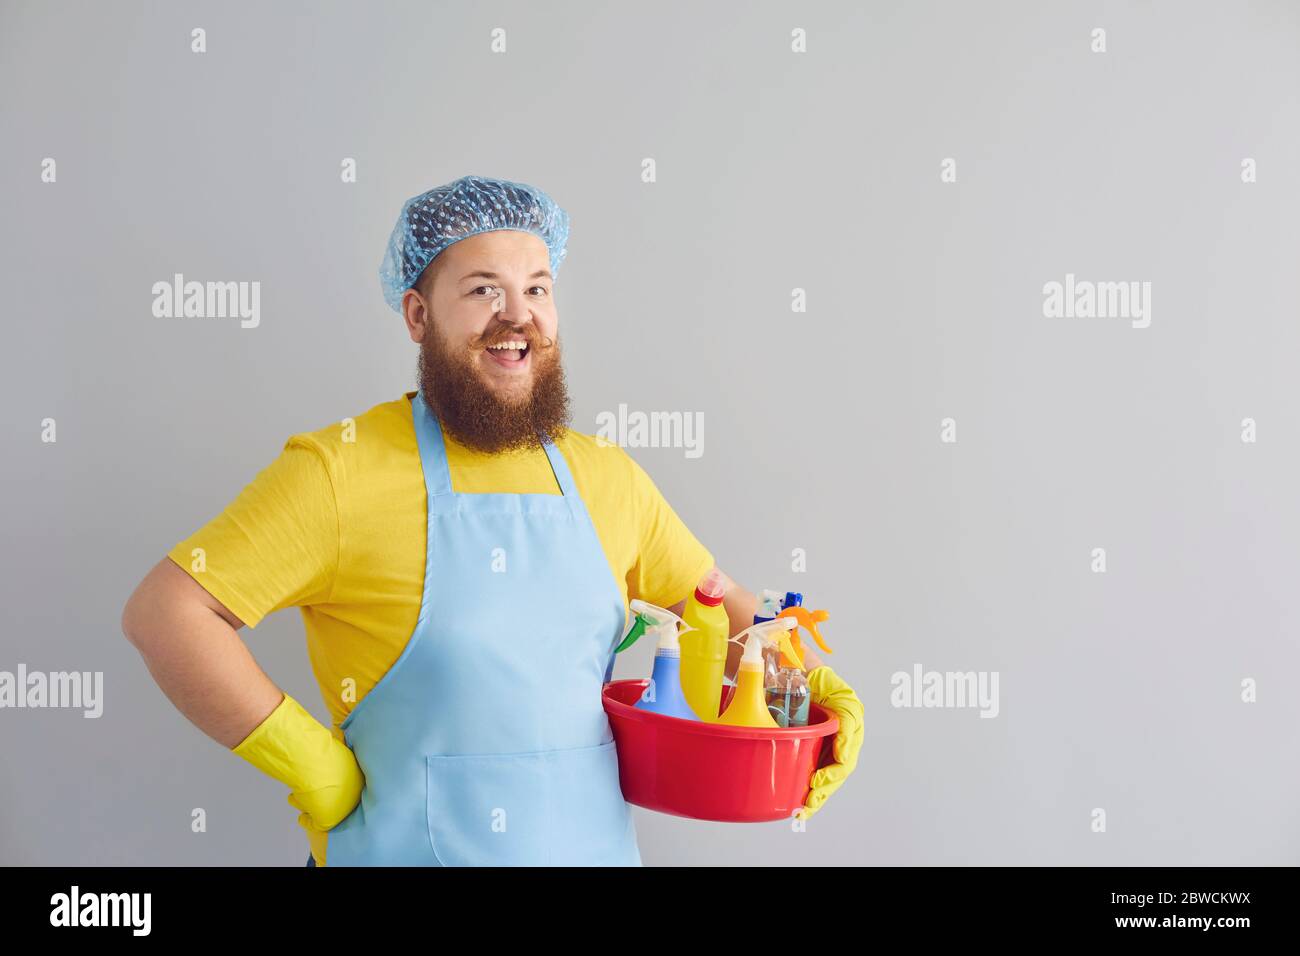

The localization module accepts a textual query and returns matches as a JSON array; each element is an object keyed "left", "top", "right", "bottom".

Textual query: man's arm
[{"left": 120, "top": 556, "right": 283, "bottom": 749}]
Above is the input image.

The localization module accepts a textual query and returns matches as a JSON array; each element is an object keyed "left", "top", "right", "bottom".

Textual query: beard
[{"left": 417, "top": 317, "right": 572, "bottom": 454}]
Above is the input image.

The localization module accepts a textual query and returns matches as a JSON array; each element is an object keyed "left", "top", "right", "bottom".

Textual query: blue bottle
[{"left": 626, "top": 599, "right": 701, "bottom": 721}]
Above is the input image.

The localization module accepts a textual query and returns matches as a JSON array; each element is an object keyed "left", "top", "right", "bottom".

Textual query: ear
[{"left": 402, "top": 288, "right": 429, "bottom": 344}]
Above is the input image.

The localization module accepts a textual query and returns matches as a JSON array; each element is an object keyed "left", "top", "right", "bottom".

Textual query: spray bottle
[
  {"left": 679, "top": 569, "right": 730, "bottom": 722},
  {"left": 754, "top": 589, "right": 785, "bottom": 623},
  {"left": 767, "top": 595, "right": 832, "bottom": 727},
  {"left": 717, "top": 617, "right": 803, "bottom": 728},
  {"left": 721, "top": 588, "right": 787, "bottom": 714},
  {"left": 620, "top": 599, "right": 701, "bottom": 721},
  {"left": 776, "top": 593, "right": 834, "bottom": 664}
]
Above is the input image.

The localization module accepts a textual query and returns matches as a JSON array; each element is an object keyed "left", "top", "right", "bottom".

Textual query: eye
[
  {"left": 471, "top": 286, "right": 500, "bottom": 297},
  {"left": 528, "top": 286, "right": 549, "bottom": 297}
]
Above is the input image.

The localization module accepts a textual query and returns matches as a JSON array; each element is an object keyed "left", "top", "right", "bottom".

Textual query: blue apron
[{"left": 321, "top": 391, "right": 641, "bottom": 866}]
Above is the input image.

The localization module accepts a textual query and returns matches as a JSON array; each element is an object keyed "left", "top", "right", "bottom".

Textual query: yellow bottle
[
  {"left": 679, "top": 569, "right": 730, "bottom": 722},
  {"left": 716, "top": 618, "right": 803, "bottom": 728}
]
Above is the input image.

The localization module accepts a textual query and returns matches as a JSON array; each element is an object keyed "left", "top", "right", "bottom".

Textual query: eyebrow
[{"left": 459, "top": 270, "right": 553, "bottom": 282}]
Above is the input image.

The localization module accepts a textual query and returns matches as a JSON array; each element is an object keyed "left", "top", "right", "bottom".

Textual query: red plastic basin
[{"left": 601, "top": 679, "right": 839, "bottom": 823}]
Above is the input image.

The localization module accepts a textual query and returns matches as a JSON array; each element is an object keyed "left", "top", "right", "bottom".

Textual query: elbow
[
  {"left": 122, "top": 570, "right": 167, "bottom": 650},
  {"left": 121, "top": 558, "right": 177, "bottom": 649},
  {"left": 120, "top": 584, "right": 147, "bottom": 648}
]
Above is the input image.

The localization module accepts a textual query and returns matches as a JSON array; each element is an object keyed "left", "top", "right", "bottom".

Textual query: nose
[{"left": 492, "top": 287, "right": 533, "bottom": 326}]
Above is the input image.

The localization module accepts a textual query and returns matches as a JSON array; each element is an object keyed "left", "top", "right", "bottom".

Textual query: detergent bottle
[
  {"left": 717, "top": 617, "right": 802, "bottom": 728},
  {"left": 625, "top": 599, "right": 701, "bottom": 721},
  {"left": 679, "top": 568, "right": 730, "bottom": 721}
]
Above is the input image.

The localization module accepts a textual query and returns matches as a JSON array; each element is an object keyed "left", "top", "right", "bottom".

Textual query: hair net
[{"left": 379, "top": 174, "right": 570, "bottom": 313}]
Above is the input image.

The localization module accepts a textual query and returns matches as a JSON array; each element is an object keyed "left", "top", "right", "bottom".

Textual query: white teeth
[{"left": 488, "top": 342, "right": 527, "bottom": 350}]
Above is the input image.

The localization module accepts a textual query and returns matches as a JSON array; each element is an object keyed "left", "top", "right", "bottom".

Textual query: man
[{"left": 121, "top": 174, "right": 863, "bottom": 866}]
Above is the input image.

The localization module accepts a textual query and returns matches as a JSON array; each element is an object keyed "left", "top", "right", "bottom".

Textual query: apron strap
[
  {"left": 413, "top": 391, "right": 579, "bottom": 501},
  {"left": 541, "top": 438, "right": 579, "bottom": 498},
  {"left": 413, "top": 391, "right": 455, "bottom": 498}
]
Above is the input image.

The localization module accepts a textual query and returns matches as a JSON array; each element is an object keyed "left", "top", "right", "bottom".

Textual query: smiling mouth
[{"left": 484, "top": 341, "right": 531, "bottom": 369}]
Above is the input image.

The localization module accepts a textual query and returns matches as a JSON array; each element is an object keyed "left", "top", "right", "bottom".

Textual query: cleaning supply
[
  {"left": 766, "top": 662, "right": 811, "bottom": 728},
  {"left": 679, "top": 568, "right": 730, "bottom": 721},
  {"left": 754, "top": 589, "right": 784, "bottom": 623},
  {"left": 626, "top": 599, "right": 701, "bottom": 721},
  {"left": 614, "top": 607, "right": 651, "bottom": 653},
  {"left": 724, "top": 588, "right": 786, "bottom": 692},
  {"left": 776, "top": 603, "right": 834, "bottom": 667},
  {"left": 717, "top": 617, "right": 802, "bottom": 728},
  {"left": 767, "top": 596, "right": 834, "bottom": 728},
  {"left": 600, "top": 679, "right": 842, "bottom": 823}
]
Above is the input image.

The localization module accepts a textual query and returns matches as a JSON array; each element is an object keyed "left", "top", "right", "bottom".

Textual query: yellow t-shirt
[{"left": 167, "top": 391, "right": 715, "bottom": 741}]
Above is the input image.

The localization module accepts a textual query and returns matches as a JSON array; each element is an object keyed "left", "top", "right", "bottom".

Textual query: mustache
[{"left": 472, "top": 322, "right": 556, "bottom": 351}]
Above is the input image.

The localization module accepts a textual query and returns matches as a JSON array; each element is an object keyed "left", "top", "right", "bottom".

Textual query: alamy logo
[
  {"left": 1042, "top": 273, "right": 1151, "bottom": 328},
  {"left": 49, "top": 886, "right": 150, "bottom": 935},
  {"left": 890, "top": 663, "right": 999, "bottom": 718},
  {"left": 0, "top": 664, "right": 103, "bottom": 717},
  {"left": 595, "top": 404, "right": 704, "bottom": 459},
  {"left": 152, "top": 273, "right": 261, "bottom": 328}
]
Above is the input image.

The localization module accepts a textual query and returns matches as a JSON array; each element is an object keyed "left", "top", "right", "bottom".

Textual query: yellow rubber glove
[
  {"left": 797, "top": 665, "right": 864, "bottom": 821},
  {"left": 231, "top": 692, "right": 364, "bottom": 866}
]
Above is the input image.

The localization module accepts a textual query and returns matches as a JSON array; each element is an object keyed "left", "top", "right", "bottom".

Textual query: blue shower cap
[{"left": 379, "top": 174, "right": 570, "bottom": 313}]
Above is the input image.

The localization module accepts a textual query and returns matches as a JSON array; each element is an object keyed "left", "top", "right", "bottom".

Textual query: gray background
[{"left": 2, "top": 0, "right": 1297, "bottom": 866}]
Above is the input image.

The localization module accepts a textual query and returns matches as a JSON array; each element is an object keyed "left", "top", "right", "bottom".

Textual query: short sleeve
[
  {"left": 622, "top": 449, "right": 715, "bottom": 610},
  {"left": 166, "top": 437, "right": 339, "bottom": 628}
]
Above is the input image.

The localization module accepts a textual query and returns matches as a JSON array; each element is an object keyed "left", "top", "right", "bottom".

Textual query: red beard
[{"left": 417, "top": 319, "right": 572, "bottom": 454}]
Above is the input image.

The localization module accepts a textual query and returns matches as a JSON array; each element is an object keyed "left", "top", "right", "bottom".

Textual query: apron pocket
[{"left": 426, "top": 740, "right": 637, "bottom": 867}]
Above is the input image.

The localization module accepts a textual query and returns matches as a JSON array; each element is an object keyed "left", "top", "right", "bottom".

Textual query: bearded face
[
  {"left": 407, "top": 230, "right": 572, "bottom": 454},
  {"left": 417, "top": 312, "right": 572, "bottom": 454}
]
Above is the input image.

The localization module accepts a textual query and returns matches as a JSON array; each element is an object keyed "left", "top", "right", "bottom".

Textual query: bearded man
[{"left": 121, "top": 174, "right": 863, "bottom": 867}]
